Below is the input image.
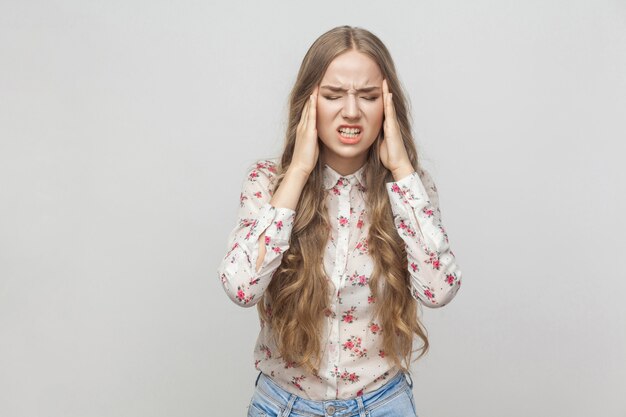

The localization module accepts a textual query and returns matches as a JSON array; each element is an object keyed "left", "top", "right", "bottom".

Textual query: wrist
[
  {"left": 391, "top": 164, "right": 414, "bottom": 181},
  {"left": 286, "top": 165, "right": 312, "bottom": 181}
]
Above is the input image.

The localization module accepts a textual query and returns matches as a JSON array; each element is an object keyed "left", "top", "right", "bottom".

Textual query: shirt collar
[{"left": 323, "top": 163, "right": 367, "bottom": 191}]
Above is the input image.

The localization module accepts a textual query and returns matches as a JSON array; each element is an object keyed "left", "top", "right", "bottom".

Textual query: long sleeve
[
  {"left": 218, "top": 160, "right": 296, "bottom": 307},
  {"left": 386, "top": 168, "right": 462, "bottom": 308}
]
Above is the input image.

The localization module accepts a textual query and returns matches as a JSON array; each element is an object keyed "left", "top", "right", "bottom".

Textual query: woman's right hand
[{"left": 290, "top": 86, "right": 320, "bottom": 176}]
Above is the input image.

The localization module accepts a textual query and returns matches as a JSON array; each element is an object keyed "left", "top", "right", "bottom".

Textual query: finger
[
  {"left": 298, "top": 97, "right": 310, "bottom": 130},
  {"left": 308, "top": 93, "right": 317, "bottom": 127},
  {"left": 382, "top": 78, "right": 389, "bottom": 95},
  {"left": 385, "top": 92, "right": 396, "bottom": 121}
]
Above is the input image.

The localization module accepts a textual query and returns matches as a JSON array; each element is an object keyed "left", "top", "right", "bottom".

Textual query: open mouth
[{"left": 337, "top": 127, "right": 361, "bottom": 138}]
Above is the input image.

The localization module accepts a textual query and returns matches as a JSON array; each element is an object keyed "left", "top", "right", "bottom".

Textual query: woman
[{"left": 218, "top": 25, "right": 462, "bottom": 417}]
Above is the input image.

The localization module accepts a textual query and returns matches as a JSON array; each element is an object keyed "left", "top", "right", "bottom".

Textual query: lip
[{"left": 337, "top": 125, "right": 363, "bottom": 145}]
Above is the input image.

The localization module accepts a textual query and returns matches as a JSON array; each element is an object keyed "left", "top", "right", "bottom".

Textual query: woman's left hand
[{"left": 379, "top": 79, "right": 414, "bottom": 181}]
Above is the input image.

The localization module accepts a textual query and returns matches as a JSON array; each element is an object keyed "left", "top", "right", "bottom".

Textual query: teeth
[{"left": 339, "top": 127, "right": 361, "bottom": 135}]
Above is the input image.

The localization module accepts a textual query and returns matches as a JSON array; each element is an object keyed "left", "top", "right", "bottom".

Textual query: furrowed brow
[{"left": 320, "top": 85, "right": 381, "bottom": 93}]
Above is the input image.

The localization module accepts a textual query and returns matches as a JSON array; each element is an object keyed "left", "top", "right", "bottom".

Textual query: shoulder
[{"left": 242, "top": 158, "right": 280, "bottom": 187}]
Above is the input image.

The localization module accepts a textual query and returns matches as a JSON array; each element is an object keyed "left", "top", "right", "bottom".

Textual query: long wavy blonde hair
[{"left": 257, "top": 25, "right": 429, "bottom": 376}]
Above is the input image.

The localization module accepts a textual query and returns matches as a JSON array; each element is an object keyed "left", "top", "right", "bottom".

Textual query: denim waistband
[{"left": 253, "top": 369, "right": 414, "bottom": 417}]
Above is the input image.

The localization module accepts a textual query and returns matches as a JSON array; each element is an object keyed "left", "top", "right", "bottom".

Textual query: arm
[
  {"left": 217, "top": 160, "right": 297, "bottom": 307},
  {"left": 386, "top": 168, "right": 462, "bottom": 308},
  {"left": 219, "top": 89, "right": 320, "bottom": 307}
]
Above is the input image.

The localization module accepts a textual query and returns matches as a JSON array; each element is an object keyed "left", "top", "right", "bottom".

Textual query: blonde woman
[{"left": 218, "top": 25, "right": 462, "bottom": 417}]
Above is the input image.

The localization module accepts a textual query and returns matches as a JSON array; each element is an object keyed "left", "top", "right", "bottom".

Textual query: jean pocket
[{"left": 247, "top": 391, "right": 283, "bottom": 417}]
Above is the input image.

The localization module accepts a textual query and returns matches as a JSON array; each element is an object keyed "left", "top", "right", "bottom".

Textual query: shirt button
[{"left": 326, "top": 405, "right": 336, "bottom": 415}]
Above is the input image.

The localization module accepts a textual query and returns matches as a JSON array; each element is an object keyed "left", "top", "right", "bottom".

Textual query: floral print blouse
[{"left": 218, "top": 159, "right": 462, "bottom": 400}]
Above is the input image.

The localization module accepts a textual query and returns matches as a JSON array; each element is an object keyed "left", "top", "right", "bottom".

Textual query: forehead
[{"left": 320, "top": 50, "right": 383, "bottom": 86}]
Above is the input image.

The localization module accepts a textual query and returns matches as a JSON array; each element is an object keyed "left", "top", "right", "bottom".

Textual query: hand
[
  {"left": 379, "top": 79, "right": 413, "bottom": 180},
  {"left": 290, "top": 86, "right": 320, "bottom": 176}
]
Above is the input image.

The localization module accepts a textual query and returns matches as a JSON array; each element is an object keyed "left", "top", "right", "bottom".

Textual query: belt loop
[
  {"left": 279, "top": 394, "right": 297, "bottom": 417},
  {"left": 254, "top": 371, "right": 262, "bottom": 387},
  {"left": 356, "top": 396, "right": 366, "bottom": 417},
  {"left": 404, "top": 371, "right": 414, "bottom": 389}
]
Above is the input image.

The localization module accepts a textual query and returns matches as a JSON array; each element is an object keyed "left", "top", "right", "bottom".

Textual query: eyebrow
[{"left": 320, "top": 85, "right": 381, "bottom": 93}]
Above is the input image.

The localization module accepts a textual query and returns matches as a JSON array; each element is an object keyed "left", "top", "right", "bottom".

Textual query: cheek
[
  {"left": 315, "top": 104, "right": 335, "bottom": 131},
  {"left": 370, "top": 103, "right": 384, "bottom": 128}
]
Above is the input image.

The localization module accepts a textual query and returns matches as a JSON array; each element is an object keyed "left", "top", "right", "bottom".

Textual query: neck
[{"left": 321, "top": 150, "right": 367, "bottom": 176}]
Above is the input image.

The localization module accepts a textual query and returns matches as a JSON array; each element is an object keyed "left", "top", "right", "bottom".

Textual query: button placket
[{"left": 327, "top": 177, "right": 352, "bottom": 399}]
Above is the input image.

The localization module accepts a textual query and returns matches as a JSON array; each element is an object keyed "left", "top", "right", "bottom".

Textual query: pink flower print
[
  {"left": 264, "top": 235, "right": 271, "bottom": 245},
  {"left": 378, "top": 350, "right": 386, "bottom": 358},
  {"left": 369, "top": 322, "right": 381, "bottom": 335},
  {"left": 241, "top": 218, "right": 255, "bottom": 227},
  {"left": 341, "top": 306, "right": 358, "bottom": 323},
  {"left": 425, "top": 251, "right": 441, "bottom": 270},
  {"left": 275, "top": 220, "right": 283, "bottom": 231},
  {"left": 356, "top": 218, "right": 364, "bottom": 229},
  {"left": 391, "top": 183, "right": 401, "bottom": 194},
  {"left": 398, "top": 219, "right": 416, "bottom": 237},
  {"left": 348, "top": 272, "right": 368, "bottom": 287},
  {"left": 423, "top": 287, "right": 435, "bottom": 302},
  {"left": 268, "top": 165, "right": 277, "bottom": 174},
  {"left": 357, "top": 388, "right": 364, "bottom": 396},
  {"left": 367, "top": 294, "right": 376, "bottom": 304},
  {"left": 284, "top": 360, "right": 297, "bottom": 369},
  {"left": 254, "top": 359, "right": 261, "bottom": 370},
  {"left": 410, "top": 262, "right": 419, "bottom": 272},
  {"left": 235, "top": 286, "right": 255, "bottom": 305},
  {"left": 355, "top": 238, "right": 368, "bottom": 255},
  {"left": 332, "top": 186, "right": 341, "bottom": 196},
  {"left": 445, "top": 273, "right": 456, "bottom": 286},
  {"left": 272, "top": 246, "right": 281, "bottom": 254},
  {"left": 342, "top": 336, "right": 367, "bottom": 358},
  {"left": 338, "top": 215, "right": 349, "bottom": 227},
  {"left": 422, "top": 207, "right": 434, "bottom": 217},
  {"left": 253, "top": 191, "right": 262, "bottom": 199},
  {"left": 249, "top": 277, "right": 260, "bottom": 286},
  {"left": 331, "top": 367, "right": 360, "bottom": 384},
  {"left": 291, "top": 375, "right": 306, "bottom": 391},
  {"left": 259, "top": 344, "right": 272, "bottom": 359},
  {"left": 248, "top": 170, "right": 259, "bottom": 180},
  {"left": 225, "top": 242, "right": 239, "bottom": 258}
]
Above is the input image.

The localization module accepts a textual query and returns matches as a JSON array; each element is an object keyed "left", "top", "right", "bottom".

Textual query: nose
[{"left": 341, "top": 93, "right": 360, "bottom": 119}]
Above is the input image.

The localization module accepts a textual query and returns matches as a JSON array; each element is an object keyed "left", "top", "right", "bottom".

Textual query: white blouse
[{"left": 218, "top": 159, "right": 462, "bottom": 400}]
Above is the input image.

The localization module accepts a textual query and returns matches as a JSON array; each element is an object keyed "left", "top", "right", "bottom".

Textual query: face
[{"left": 316, "top": 50, "right": 384, "bottom": 174}]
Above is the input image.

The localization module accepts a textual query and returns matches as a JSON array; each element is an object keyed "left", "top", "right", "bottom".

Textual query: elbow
[
  {"left": 414, "top": 270, "right": 462, "bottom": 309},
  {"left": 427, "top": 285, "right": 460, "bottom": 308},
  {"left": 218, "top": 270, "right": 261, "bottom": 308}
]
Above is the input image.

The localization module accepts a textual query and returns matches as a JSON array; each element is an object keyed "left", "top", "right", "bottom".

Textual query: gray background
[{"left": 1, "top": 1, "right": 625, "bottom": 416}]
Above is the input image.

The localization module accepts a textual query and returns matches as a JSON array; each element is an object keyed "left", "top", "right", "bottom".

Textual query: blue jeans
[{"left": 247, "top": 370, "right": 418, "bottom": 417}]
